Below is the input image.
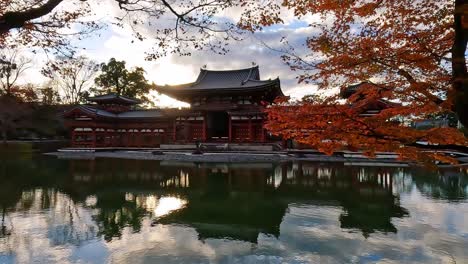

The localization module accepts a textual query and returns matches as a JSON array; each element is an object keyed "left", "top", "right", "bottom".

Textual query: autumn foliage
[
  {"left": 1, "top": 0, "right": 467, "bottom": 164},
  {"left": 266, "top": 0, "right": 468, "bottom": 163}
]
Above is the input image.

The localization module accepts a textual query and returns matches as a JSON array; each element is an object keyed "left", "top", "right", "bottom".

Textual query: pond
[{"left": 0, "top": 155, "right": 467, "bottom": 263}]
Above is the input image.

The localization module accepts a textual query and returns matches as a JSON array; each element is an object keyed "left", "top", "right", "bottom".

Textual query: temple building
[
  {"left": 156, "top": 66, "right": 282, "bottom": 143},
  {"left": 63, "top": 94, "right": 171, "bottom": 148},
  {"left": 63, "top": 66, "right": 283, "bottom": 147},
  {"left": 340, "top": 82, "right": 400, "bottom": 117}
]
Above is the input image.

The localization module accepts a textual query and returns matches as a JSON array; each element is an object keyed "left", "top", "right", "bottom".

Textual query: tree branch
[{"left": 0, "top": 0, "right": 65, "bottom": 34}]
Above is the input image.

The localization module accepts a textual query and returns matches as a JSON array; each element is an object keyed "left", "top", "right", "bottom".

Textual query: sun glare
[
  {"left": 149, "top": 90, "right": 190, "bottom": 108},
  {"left": 154, "top": 196, "right": 188, "bottom": 217}
]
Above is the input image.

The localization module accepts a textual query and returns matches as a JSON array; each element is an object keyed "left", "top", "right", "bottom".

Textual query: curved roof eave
[
  {"left": 156, "top": 78, "right": 281, "bottom": 95},
  {"left": 87, "top": 93, "right": 141, "bottom": 105}
]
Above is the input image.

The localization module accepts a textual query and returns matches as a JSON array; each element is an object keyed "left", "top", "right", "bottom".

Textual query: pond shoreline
[{"left": 46, "top": 150, "right": 413, "bottom": 166}]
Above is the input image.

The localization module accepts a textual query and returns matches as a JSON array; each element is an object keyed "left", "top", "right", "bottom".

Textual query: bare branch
[{"left": 0, "top": 48, "right": 33, "bottom": 95}]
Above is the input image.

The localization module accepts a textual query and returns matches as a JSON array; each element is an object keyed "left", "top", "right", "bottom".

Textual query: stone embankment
[{"left": 48, "top": 149, "right": 416, "bottom": 166}]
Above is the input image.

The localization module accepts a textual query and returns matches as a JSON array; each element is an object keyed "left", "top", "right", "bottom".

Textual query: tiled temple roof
[
  {"left": 87, "top": 93, "right": 141, "bottom": 105},
  {"left": 155, "top": 66, "right": 283, "bottom": 101},
  {"left": 64, "top": 105, "right": 167, "bottom": 120}
]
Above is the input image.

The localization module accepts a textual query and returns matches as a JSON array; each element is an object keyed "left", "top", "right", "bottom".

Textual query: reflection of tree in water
[
  {"left": 405, "top": 167, "right": 468, "bottom": 201},
  {"left": 0, "top": 155, "right": 37, "bottom": 239},
  {"left": 0, "top": 184, "right": 21, "bottom": 238},
  {"left": 90, "top": 191, "right": 149, "bottom": 242},
  {"left": 0, "top": 155, "right": 101, "bottom": 246},
  {"left": 0, "top": 188, "right": 98, "bottom": 248},
  {"left": 66, "top": 159, "right": 189, "bottom": 241}
]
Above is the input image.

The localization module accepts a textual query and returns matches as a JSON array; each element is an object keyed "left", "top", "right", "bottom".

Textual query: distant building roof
[
  {"left": 340, "top": 82, "right": 401, "bottom": 112},
  {"left": 340, "top": 82, "right": 373, "bottom": 98},
  {"left": 412, "top": 118, "right": 451, "bottom": 130},
  {"left": 155, "top": 66, "right": 283, "bottom": 101},
  {"left": 63, "top": 105, "right": 167, "bottom": 120},
  {"left": 87, "top": 93, "right": 141, "bottom": 105}
]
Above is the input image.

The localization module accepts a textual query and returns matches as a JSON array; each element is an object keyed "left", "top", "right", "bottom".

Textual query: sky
[{"left": 18, "top": 0, "right": 322, "bottom": 107}]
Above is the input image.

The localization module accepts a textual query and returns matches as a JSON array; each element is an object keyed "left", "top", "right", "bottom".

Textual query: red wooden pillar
[
  {"left": 128, "top": 130, "right": 132, "bottom": 147},
  {"left": 71, "top": 129, "right": 75, "bottom": 147},
  {"left": 173, "top": 121, "right": 177, "bottom": 142},
  {"left": 137, "top": 130, "right": 141, "bottom": 147},
  {"left": 134, "top": 130, "right": 138, "bottom": 147},
  {"left": 133, "top": 130, "right": 136, "bottom": 147},
  {"left": 128, "top": 130, "right": 131, "bottom": 147},
  {"left": 140, "top": 130, "right": 144, "bottom": 147},
  {"left": 115, "top": 131, "right": 119, "bottom": 147},
  {"left": 91, "top": 129, "right": 96, "bottom": 148},
  {"left": 122, "top": 131, "right": 127, "bottom": 147},
  {"left": 185, "top": 121, "right": 190, "bottom": 142},
  {"left": 104, "top": 128, "right": 112, "bottom": 147},
  {"left": 248, "top": 117, "right": 253, "bottom": 142},
  {"left": 228, "top": 115, "right": 232, "bottom": 142},
  {"left": 261, "top": 120, "right": 266, "bottom": 142},
  {"left": 202, "top": 115, "right": 207, "bottom": 141}
]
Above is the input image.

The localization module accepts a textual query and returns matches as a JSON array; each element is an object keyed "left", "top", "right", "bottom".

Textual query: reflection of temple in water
[
  {"left": 2, "top": 156, "right": 467, "bottom": 255},
  {"left": 274, "top": 163, "right": 408, "bottom": 237},
  {"left": 66, "top": 160, "right": 409, "bottom": 240}
]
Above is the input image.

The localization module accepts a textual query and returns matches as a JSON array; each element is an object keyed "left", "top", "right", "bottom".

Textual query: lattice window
[{"left": 190, "top": 122, "right": 204, "bottom": 140}]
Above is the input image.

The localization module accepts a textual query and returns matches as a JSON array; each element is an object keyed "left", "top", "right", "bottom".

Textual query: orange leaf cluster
[{"left": 267, "top": 0, "right": 467, "bottom": 165}]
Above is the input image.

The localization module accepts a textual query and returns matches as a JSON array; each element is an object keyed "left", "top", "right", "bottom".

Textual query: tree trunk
[
  {"left": 5, "top": 74, "right": 11, "bottom": 96},
  {"left": 452, "top": 0, "right": 468, "bottom": 128}
]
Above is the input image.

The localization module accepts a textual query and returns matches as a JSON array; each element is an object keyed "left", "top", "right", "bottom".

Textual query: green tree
[
  {"left": 40, "top": 86, "right": 61, "bottom": 105},
  {"left": 94, "top": 58, "right": 151, "bottom": 104}
]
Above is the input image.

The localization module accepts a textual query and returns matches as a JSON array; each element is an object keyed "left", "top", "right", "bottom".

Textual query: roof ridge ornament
[
  {"left": 242, "top": 64, "right": 257, "bottom": 85},
  {"left": 193, "top": 67, "right": 209, "bottom": 86}
]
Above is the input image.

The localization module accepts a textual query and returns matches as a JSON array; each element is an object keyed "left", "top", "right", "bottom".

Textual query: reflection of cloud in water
[
  {"left": 1, "top": 158, "right": 468, "bottom": 263},
  {"left": 155, "top": 197, "right": 188, "bottom": 218},
  {"left": 0, "top": 190, "right": 99, "bottom": 263},
  {"left": 85, "top": 195, "right": 97, "bottom": 207}
]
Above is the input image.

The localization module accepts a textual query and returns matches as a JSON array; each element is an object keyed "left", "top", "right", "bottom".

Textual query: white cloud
[{"left": 13, "top": 1, "right": 326, "bottom": 107}]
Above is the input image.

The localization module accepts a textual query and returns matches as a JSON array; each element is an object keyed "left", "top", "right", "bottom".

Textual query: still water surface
[{"left": 0, "top": 155, "right": 468, "bottom": 263}]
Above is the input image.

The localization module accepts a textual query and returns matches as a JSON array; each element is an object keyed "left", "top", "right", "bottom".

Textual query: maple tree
[
  {"left": 0, "top": 0, "right": 101, "bottom": 55},
  {"left": 265, "top": 0, "right": 468, "bottom": 163},
  {"left": 1, "top": 0, "right": 467, "bottom": 164}
]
